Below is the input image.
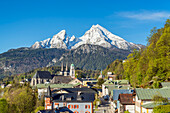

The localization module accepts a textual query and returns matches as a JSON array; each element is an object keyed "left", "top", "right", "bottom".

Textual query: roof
[
  {"left": 35, "top": 83, "right": 79, "bottom": 89},
  {"left": 52, "top": 92, "right": 95, "bottom": 102},
  {"left": 69, "top": 78, "right": 83, "bottom": 84},
  {"left": 141, "top": 103, "right": 167, "bottom": 109},
  {"left": 38, "top": 107, "right": 73, "bottom": 113},
  {"left": 103, "top": 79, "right": 129, "bottom": 85},
  {"left": 106, "top": 85, "right": 132, "bottom": 96},
  {"left": 161, "top": 82, "right": 170, "bottom": 88},
  {"left": 135, "top": 88, "right": 170, "bottom": 100},
  {"left": 81, "top": 78, "right": 97, "bottom": 81},
  {"left": 52, "top": 76, "right": 73, "bottom": 84},
  {"left": 113, "top": 89, "right": 133, "bottom": 100},
  {"left": 33, "top": 71, "right": 52, "bottom": 79},
  {"left": 62, "top": 87, "right": 98, "bottom": 94},
  {"left": 76, "top": 78, "right": 83, "bottom": 82},
  {"left": 118, "top": 94, "right": 135, "bottom": 105}
]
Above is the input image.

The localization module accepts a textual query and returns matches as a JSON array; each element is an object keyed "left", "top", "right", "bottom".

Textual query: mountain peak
[{"left": 31, "top": 25, "right": 141, "bottom": 50}]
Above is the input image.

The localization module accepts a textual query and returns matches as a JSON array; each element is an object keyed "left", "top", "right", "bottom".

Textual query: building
[
  {"left": 37, "top": 107, "right": 73, "bottom": 113},
  {"left": 135, "top": 88, "right": 170, "bottom": 113},
  {"left": 81, "top": 78, "right": 97, "bottom": 87},
  {"left": 31, "top": 71, "right": 52, "bottom": 86},
  {"left": 160, "top": 82, "right": 170, "bottom": 88},
  {"left": 31, "top": 63, "right": 76, "bottom": 86},
  {"left": 111, "top": 89, "right": 134, "bottom": 112},
  {"left": 45, "top": 86, "right": 97, "bottom": 113},
  {"left": 118, "top": 94, "right": 135, "bottom": 113},
  {"left": 102, "top": 80, "right": 130, "bottom": 97},
  {"left": 60, "top": 63, "right": 75, "bottom": 77},
  {"left": 70, "top": 64, "right": 75, "bottom": 78},
  {"left": 51, "top": 76, "right": 73, "bottom": 84},
  {"left": 34, "top": 83, "right": 81, "bottom": 99},
  {"left": 98, "top": 70, "right": 104, "bottom": 79},
  {"left": 69, "top": 78, "right": 83, "bottom": 85}
]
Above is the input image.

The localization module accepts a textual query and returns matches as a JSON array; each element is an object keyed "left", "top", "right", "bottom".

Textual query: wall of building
[
  {"left": 135, "top": 95, "right": 141, "bottom": 113},
  {"left": 125, "top": 105, "right": 135, "bottom": 113},
  {"left": 142, "top": 108, "right": 153, "bottom": 113},
  {"left": 135, "top": 95, "right": 154, "bottom": 113},
  {"left": 102, "top": 84, "right": 109, "bottom": 96},
  {"left": 53, "top": 102, "right": 93, "bottom": 113},
  {"left": 45, "top": 97, "right": 52, "bottom": 110},
  {"left": 38, "top": 88, "right": 47, "bottom": 98}
]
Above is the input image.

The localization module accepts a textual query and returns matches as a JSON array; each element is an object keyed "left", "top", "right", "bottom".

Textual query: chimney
[
  {"left": 78, "top": 91, "right": 81, "bottom": 95},
  {"left": 62, "top": 95, "right": 65, "bottom": 101}
]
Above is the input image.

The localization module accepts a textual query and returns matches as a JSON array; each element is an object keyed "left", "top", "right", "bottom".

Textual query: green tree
[
  {"left": 0, "top": 98, "right": 9, "bottom": 113},
  {"left": 153, "top": 105, "right": 170, "bottom": 113},
  {"left": 97, "top": 78, "right": 105, "bottom": 87},
  {"left": 4, "top": 85, "right": 36, "bottom": 113},
  {"left": 152, "top": 95, "right": 168, "bottom": 104},
  {"left": 34, "top": 106, "right": 44, "bottom": 113}
]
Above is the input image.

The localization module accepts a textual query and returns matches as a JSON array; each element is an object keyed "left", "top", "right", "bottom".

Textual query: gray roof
[
  {"left": 62, "top": 87, "right": 98, "bottom": 94},
  {"left": 38, "top": 107, "right": 73, "bottom": 113},
  {"left": 33, "top": 71, "right": 52, "bottom": 79},
  {"left": 52, "top": 76, "right": 73, "bottom": 84},
  {"left": 52, "top": 93, "right": 95, "bottom": 102}
]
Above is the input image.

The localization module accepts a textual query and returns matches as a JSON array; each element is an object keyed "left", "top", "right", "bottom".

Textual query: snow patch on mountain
[{"left": 31, "top": 24, "right": 141, "bottom": 50}]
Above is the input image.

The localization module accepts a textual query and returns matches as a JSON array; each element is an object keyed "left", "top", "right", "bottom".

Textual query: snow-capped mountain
[{"left": 31, "top": 24, "right": 141, "bottom": 50}]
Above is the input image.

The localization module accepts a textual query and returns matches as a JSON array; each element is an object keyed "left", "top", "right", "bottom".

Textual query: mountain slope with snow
[{"left": 31, "top": 24, "right": 141, "bottom": 50}]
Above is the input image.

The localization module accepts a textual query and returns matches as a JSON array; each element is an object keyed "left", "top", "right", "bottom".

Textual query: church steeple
[
  {"left": 65, "top": 63, "right": 68, "bottom": 72},
  {"left": 61, "top": 62, "right": 64, "bottom": 72},
  {"left": 47, "top": 85, "right": 51, "bottom": 97}
]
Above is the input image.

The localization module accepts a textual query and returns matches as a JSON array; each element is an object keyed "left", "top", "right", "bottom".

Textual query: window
[
  {"left": 74, "top": 111, "right": 79, "bottom": 113},
  {"left": 85, "top": 111, "right": 90, "bottom": 113},
  {"left": 68, "top": 105, "right": 73, "bottom": 109},
  {"left": 85, "top": 105, "right": 90, "bottom": 109},
  {"left": 74, "top": 105, "right": 79, "bottom": 109},
  {"left": 63, "top": 103, "right": 67, "bottom": 106},
  {"left": 68, "top": 105, "right": 71, "bottom": 109}
]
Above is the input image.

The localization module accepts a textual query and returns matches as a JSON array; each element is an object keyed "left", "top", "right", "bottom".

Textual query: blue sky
[{"left": 0, "top": 0, "right": 170, "bottom": 53}]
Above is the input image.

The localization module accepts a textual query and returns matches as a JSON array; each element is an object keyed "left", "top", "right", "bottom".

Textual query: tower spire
[
  {"left": 66, "top": 62, "right": 68, "bottom": 72},
  {"left": 47, "top": 85, "right": 51, "bottom": 97},
  {"left": 61, "top": 62, "right": 64, "bottom": 72}
]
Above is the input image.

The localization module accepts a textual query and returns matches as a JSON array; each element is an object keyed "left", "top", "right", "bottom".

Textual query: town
[
  {"left": 0, "top": 1, "right": 170, "bottom": 113},
  {"left": 1, "top": 62, "right": 170, "bottom": 113}
]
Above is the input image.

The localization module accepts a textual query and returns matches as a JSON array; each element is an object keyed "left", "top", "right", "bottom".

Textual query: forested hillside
[
  {"left": 0, "top": 48, "right": 67, "bottom": 78},
  {"left": 0, "top": 44, "right": 130, "bottom": 79},
  {"left": 103, "top": 19, "right": 170, "bottom": 87}
]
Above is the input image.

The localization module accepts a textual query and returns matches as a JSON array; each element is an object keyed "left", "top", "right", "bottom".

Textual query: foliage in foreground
[
  {"left": 0, "top": 98, "right": 8, "bottom": 113},
  {"left": 0, "top": 83, "right": 43, "bottom": 113},
  {"left": 153, "top": 105, "right": 170, "bottom": 113}
]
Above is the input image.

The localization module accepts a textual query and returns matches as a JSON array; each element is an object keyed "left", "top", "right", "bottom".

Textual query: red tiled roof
[{"left": 118, "top": 94, "right": 135, "bottom": 105}]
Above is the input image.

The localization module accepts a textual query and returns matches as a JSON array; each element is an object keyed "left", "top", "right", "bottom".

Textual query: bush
[{"left": 153, "top": 105, "right": 170, "bottom": 113}]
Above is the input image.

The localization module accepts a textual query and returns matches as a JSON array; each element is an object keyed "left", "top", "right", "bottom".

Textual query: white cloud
[{"left": 116, "top": 10, "right": 170, "bottom": 21}]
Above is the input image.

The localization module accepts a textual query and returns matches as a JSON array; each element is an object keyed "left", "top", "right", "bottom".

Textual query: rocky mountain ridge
[{"left": 31, "top": 24, "right": 141, "bottom": 50}]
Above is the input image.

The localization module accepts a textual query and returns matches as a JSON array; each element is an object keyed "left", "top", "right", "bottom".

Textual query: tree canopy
[{"left": 103, "top": 19, "right": 170, "bottom": 87}]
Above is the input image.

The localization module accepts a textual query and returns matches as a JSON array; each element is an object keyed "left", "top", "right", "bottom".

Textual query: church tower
[
  {"left": 45, "top": 86, "right": 53, "bottom": 110},
  {"left": 70, "top": 64, "right": 75, "bottom": 78},
  {"left": 60, "top": 62, "right": 64, "bottom": 75},
  {"left": 64, "top": 63, "right": 69, "bottom": 76}
]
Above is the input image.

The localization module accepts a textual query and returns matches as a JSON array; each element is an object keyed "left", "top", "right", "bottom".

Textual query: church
[{"left": 30, "top": 63, "right": 75, "bottom": 86}]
